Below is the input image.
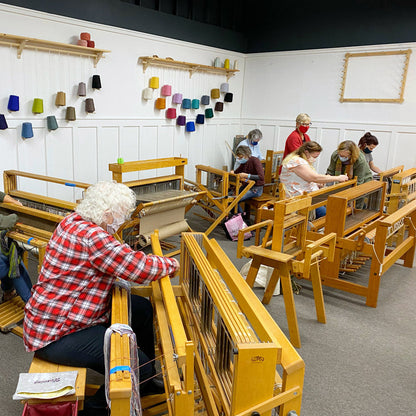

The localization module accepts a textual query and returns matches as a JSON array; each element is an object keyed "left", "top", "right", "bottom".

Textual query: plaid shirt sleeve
[{"left": 23, "top": 213, "right": 178, "bottom": 352}]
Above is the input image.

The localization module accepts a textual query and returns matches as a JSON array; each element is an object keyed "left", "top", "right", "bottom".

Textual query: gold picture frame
[{"left": 340, "top": 49, "right": 411, "bottom": 103}]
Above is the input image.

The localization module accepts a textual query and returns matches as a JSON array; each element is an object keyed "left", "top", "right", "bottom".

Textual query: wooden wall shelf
[
  {"left": 139, "top": 56, "right": 239, "bottom": 81},
  {"left": 0, "top": 33, "right": 110, "bottom": 67}
]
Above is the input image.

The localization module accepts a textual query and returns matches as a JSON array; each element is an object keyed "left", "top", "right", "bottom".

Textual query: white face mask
[
  {"left": 106, "top": 214, "right": 125, "bottom": 235},
  {"left": 308, "top": 156, "right": 317, "bottom": 163}
]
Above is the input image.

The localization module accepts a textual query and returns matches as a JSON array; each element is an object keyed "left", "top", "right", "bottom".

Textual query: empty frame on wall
[{"left": 340, "top": 49, "right": 411, "bottom": 103}]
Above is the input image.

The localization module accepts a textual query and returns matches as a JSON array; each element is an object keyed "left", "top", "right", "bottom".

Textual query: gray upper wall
[{"left": 2, "top": 0, "right": 416, "bottom": 53}]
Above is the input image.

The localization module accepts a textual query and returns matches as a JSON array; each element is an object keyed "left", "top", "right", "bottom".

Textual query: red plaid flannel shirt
[{"left": 23, "top": 212, "right": 177, "bottom": 352}]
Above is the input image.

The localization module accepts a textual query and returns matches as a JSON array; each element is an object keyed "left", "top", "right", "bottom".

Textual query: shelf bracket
[
  {"left": 94, "top": 51, "right": 104, "bottom": 68},
  {"left": 17, "top": 40, "right": 27, "bottom": 59}
]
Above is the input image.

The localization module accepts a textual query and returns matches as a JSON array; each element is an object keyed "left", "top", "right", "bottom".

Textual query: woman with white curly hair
[{"left": 23, "top": 181, "right": 179, "bottom": 404}]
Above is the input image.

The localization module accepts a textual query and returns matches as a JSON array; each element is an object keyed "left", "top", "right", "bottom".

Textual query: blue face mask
[
  {"left": 251, "top": 140, "right": 258, "bottom": 146},
  {"left": 237, "top": 157, "right": 248, "bottom": 164},
  {"left": 363, "top": 147, "right": 372, "bottom": 154},
  {"left": 339, "top": 156, "right": 350, "bottom": 162}
]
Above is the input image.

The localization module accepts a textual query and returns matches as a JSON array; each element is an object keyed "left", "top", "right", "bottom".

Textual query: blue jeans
[
  {"left": 0, "top": 253, "right": 32, "bottom": 302},
  {"left": 35, "top": 294, "right": 156, "bottom": 383},
  {"left": 237, "top": 185, "right": 263, "bottom": 213},
  {"left": 315, "top": 206, "right": 326, "bottom": 219}
]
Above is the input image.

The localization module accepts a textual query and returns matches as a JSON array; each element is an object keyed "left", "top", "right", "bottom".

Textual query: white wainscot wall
[{"left": 0, "top": 4, "right": 244, "bottom": 200}]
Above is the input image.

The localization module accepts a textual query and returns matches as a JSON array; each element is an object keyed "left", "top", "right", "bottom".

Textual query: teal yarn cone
[
  {"left": 21, "top": 122, "right": 34, "bottom": 139},
  {"left": 47, "top": 115, "right": 58, "bottom": 131},
  {"left": 205, "top": 108, "right": 214, "bottom": 119}
]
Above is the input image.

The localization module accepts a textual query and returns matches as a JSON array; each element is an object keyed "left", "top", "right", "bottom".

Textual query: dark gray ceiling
[{"left": 2, "top": 0, "right": 416, "bottom": 52}]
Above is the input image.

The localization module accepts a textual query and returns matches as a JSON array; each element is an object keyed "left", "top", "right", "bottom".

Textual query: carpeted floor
[{"left": 1, "top": 211, "right": 415, "bottom": 416}]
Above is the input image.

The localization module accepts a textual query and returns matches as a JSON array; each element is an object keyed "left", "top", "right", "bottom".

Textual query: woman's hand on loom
[{"left": 168, "top": 258, "right": 180, "bottom": 278}]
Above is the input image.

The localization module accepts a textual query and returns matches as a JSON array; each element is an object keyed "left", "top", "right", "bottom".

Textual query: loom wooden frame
[{"left": 339, "top": 49, "right": 411, "bottom": 103}]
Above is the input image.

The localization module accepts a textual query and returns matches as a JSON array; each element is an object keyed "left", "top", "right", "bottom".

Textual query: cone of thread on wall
[
  {"left": 166, "top": 108, "right": 177, "bottom": 119},
  {"left": 182, "top": 99, "right": 191, "bottom": 109},
  {"left": 220, "top": 83, "right": 229, "bottom": 93},
  {"left": 85, "top": 98, "right": 95, "bottom": 113},
  {"left": 66, "top": 107, "right": 76, "bottom": 121},
  {"left": 0, "top": 114, "right": 8, "bottom": 130},
  {"left": 201, "top": 95, "right": 210, "bottom": 105},
  {"left": 186, "top": 121, "right": 195, "bottom": 132},
  {"left": 192, "top": 99, "right": 200, "bottom": 109},
  {"left": 78, "top": 82, "right": 86, "bottom": 97},
  {"left": 205, "top": 108, "right": 214, "bottom": 119},
  {"left": 143, "top": 88, "right": 153, "bottom": 100},
  {"left": 177, "top": 115, "right": 186, "bottom": 126},
  {"left": 211, "top": 89, "right": 220, "bottom": 99},
  {"left": 8, "top": 95, "right": 19, "bottom": 111},
  {"left": 92, "top": 75, "right": 102, "bottom": 89},
  {"left": 55, "top": 91, "right": 66, "bottom": 106},
  {"left": 149, "top": 77, "right": 159, "bottom": 89},
  {"left": 196, "top": 114, "right": 205, "bottom": 124},
  {"left": 155, "top": 98, "right": 166, "bottom": 110},
  {"left": 224, "top": 92, "right": 233, "bottom": 103},
  {"left": 21, "top": 122, "right": 33, "bottom": 139},
  {"left": 172, "top": 93, "right": 183, "bottom": 104},
  {"left": 215, "top": 102, "right": 224, "bottom": 112},
  {"left": 161, "top": 85, "right": 172, "bottom": 96},
  {"left": 47, "top": 115, "right": 58, "bottom": 131},
  {"left": 32, "top": 98, "right": 44, "bottom": 114}
]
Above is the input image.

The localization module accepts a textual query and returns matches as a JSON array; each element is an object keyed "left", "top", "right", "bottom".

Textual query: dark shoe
[{"left": 140, "top": 377, "right": 165, "bottom": 396}]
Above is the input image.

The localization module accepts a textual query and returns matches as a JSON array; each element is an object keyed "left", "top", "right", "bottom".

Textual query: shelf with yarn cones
[
  {"left": 0, "top": 33, "right": 110, "bottom": 67},
  {"left": 139, "top": 56, "right": 239, "bottom": 81}
]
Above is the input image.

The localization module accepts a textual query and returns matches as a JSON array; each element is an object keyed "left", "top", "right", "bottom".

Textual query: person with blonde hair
[
  {"left": 280, "top": 141, "right": 348, "bottom": 217},
  {"left": 326, "top": 140, "right": 373, "bottom": 185},
  {"left": 23, "top": 181, "right": 180, "bottom": 402},
  {"left": 283, "top": 113, "right": 312, "bottom": 159}
]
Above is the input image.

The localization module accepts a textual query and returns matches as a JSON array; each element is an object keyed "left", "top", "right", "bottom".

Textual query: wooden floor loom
[
  {"left": 0, "top": 170, "right": 90, "bottom": 335},
  {"left": 109, "top": 157, "right": 204, "bottom": 254},
  {"left": 236, "top": 195, "right": 337, "bottom": 348},
  {"left": 243, "top": 150, "right": 284, "bottom": 224},
  {"left": 307, "top": 180, "right": 416, "bottom": 307},
  {"left": 386, "top": 167, "right": 416, "bottom": 215},
  {"left": 109, "top": 232, "right": 305, "bottom": 416},
  {"left": 188, "top": 165, "right": 254, "bottom": 236}
]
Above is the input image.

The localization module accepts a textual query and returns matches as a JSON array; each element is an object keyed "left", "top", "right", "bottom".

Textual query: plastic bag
[
  {"left": 223, "top": 213, "right": 252, "bottom": 241},
  {"left": 240, "top": 259, "right": 280, "bottom": 296},
  {"left": 13, "top": 371, "right": 78, "bottom": 400}
]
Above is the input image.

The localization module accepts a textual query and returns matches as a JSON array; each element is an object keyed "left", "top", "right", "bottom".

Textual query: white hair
[
  {"left": 247, "top": 129, "right": 263, "bottom": 141},
  {"left": 76, "top": 181, "right": 136, "bottom": 225}
]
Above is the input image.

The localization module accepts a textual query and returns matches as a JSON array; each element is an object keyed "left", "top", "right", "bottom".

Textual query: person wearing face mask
[
  {"left": 234, "top": 129, "right": 264, "bottom": 169},
  {"left": 280, "top": 141, "right": 349, "bottom": 218},
  {"left": 23, "top": 181, "right": 180, "bottom": 403},
  {"left": 282, "top": 113, "right": 312, "bottom": 160},
  {"left": 358, "top": 132, "right": 382, "bottom": 174},
  {"left": 326, "top": 140, "right": 373, "bottom": 185},
  {"left": 231, "top": 145, "right": 265, "bottom": 216}
]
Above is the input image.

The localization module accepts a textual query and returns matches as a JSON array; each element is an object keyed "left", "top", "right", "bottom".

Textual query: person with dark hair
[
  {"left": 231, "top": 145, "right": 264, "bottom": 215},
  {"left": 326, "top": 140, "right": 373, "bottom": 185},
  {"left": 280, "top": 141, "right": 348, "bottom": 218},
  {"left": 358, "top": 132, "right": 382, "bottom": 174}
]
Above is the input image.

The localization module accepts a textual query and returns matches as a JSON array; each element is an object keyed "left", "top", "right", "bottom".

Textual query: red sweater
[{"left": 283, "top": 130, "right": 311, "bottom": 159}]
